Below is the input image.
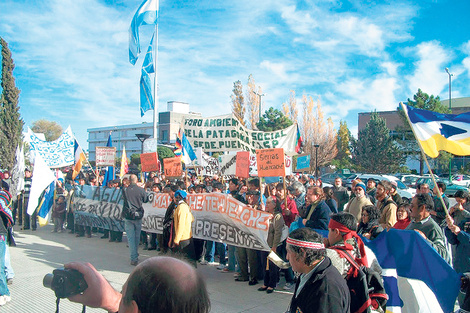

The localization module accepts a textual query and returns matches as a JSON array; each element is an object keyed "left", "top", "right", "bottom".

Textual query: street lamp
[
  {"left": 313, "top": 144, "right": 320, "bottom": 180},
  {"left": 136, "top": 133, "right": 151, "bottom": 153},
  {"left": 254, "top": 91, "right": 266, "bottom": 120},
  {"left": 445, "top": 68, "right": 453, "bottom": 180}
]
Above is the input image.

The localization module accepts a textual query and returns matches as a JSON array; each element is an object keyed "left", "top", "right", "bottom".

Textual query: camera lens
[{"left": 43, "top": 273, "right": 54, "bottom": 289}]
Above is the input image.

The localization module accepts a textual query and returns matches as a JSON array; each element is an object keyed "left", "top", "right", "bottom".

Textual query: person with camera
[
  {"left": 121, "top": 174, "right": 150, "bottom": 266},
  {"left": 64, "top": 256, "right": 210, "bottom": 313}
]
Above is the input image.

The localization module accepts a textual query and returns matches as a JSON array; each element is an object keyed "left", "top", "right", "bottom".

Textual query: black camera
[{"left": 43, "top": 268, "right": 88, "bottom": 298}]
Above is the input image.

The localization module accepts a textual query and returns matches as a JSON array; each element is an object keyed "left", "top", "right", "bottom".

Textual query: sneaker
[
  {"left": 200, "top": 260, "right": 208, "bottom": 265},
  {"left": 233, "top": 272, "right": 240, "bottom": 278},
  {"left": 222, "top": 267, "right": 230, "bottom": 273},
  {"left": 130, "top": 259, "right": 139, "bottom": 266},
  {"left": 208, "top": 261, "right": 217, "bottom": 266},
  {"left": 0, "top": 296, "right": 5, "bottom": 306},
  {"left": 283, "top": 283, "right": 293, "bottom": 290},
  {"left": 217, "top": 264, "right": 226, "bottom": 270}
]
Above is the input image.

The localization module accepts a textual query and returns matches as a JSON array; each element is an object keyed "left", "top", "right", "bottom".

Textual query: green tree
[
  {"left": 256, "top": 107, "right": 293, "bottom": 131},
  {"left": 157, "top": 146, "right": 175, "bottom": 159},
  {"left": 130, "top": 153, "right": 141, "bottom": 166},
  {"left": 353, "top": 112, "right": 404, "bottom": 173},
  {"left": 31, "top": 119, "right": 63, "bottom": 141},
  {"left": 231, "top": 80, "right": 246, "bottom": 126},
  {"left": 397, "top": 89, "right": 451, "bottom": 174},
  {"left": 0, "top": 37, "right": 24, "bottom": 170}
]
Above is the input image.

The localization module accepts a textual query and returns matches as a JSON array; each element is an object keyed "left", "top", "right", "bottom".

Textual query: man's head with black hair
[
  {"left": 122, "top": 256, "right": 210, "bottom": 313},
  {"left": 411, "top": 193, "right": 434, "bottom": 222},
  {"left": 286, "top": 228, "right": 326, "bottom": 273}
]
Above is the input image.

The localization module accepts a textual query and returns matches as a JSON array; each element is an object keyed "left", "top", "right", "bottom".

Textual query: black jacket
[
  {"left": 289, "top": 256, "right": 350, "bottom": 313},
  {"left": 304, "top": 200, "right": 331, "bottom": 230}
]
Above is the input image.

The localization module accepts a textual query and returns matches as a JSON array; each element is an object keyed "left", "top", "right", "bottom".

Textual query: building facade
[{"left": 87, "top": 101, "right": 201, "bottom": 160}]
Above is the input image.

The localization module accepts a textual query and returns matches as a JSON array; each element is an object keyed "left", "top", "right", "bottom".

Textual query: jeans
[
  {"left": 204, "top": 240, "right": 215, "bottom": 262},
  {"left": 0, "top": 238, "right": 10, "bottom": 296},
  {"left": 4, "top": 245, "right": 14, "bottom": 280},
  {"left": 227, "top": 245, "right": 238, "bottom": 271},
  {"left": 125, "top": 219, "right": 142, "bottom": 262}
]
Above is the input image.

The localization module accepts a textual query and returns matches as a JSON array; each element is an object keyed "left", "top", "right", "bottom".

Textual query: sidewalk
[{"left": 6, "top": 224, "right": 292, "bottom": 312}]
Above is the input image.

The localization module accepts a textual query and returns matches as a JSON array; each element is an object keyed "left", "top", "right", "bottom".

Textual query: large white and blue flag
[
  {"left": 140, "top": 33, "right": 155, "bottom": 116},
  {"left": 366, "top": 229, "right": 460, "bottom": 313},
  {"left": 129, "top": 0, "right": 159, "bottom": 65},
  {"left": 401, "top": 103, "right": 470, "bottom": 158}
]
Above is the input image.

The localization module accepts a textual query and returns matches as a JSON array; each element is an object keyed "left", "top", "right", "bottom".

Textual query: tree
[
  {"left": 157, "top": 146, "right": 175, "bottom": 159},
  {"left": 353, "top": 111, "right": 405, "bottom": 173},
  {"left": 0, "top": 37, "right": 24, "bottom": 170},
  {"left": 397, "top": 89, "right": 451, "bottom": 174},
  {"left": 256, "top": 107, "right": 293, "bottom": 131},
  {"left": 246, "top": 74, "right": 261, "bottom": 130},
  {"left": 231, "top": 80, "right": 246, "bottom": 126},
  {"left": 282, "top": 90, "right": 299, "bottom": 123},
  {"left": 332, "top": 120, "right": 353, "bottom": 169},
  {"left": 301, "top": 96, "right": 337, "bottom": 171},
  {"left": 31, "top": 119, "right": 63, "bottom": 141}
]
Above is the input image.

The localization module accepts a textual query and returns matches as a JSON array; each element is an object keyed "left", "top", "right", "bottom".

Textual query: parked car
[
  {"left": 452, "top": 174, "right": 470, "bottom": 187},
  {"left": 345, "top": 174, "right": 414, "bottom": 202},
  {"left": 320, "top": 172, "right": 349, "bottom": 185},
  {"left": 396, "top": 174, "right": 422, "bottom": 188},
  {"left": 415, "top": 177, "right": 469, "bottom": 197}
]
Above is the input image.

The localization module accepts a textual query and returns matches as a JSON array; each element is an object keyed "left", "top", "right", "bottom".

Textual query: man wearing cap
[
  {"left": 286, "top": 227, "right": 350, "bottom": 313},
  {"left": 171, "top": 190, "right": 196, "bottom": 263},
  {"left": 344, "top": 182, "right": 372, "bottom": 223}
]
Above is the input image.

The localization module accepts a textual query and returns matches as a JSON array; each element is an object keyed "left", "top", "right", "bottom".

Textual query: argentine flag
[
  {"left": 402, "top": 103, "right": 470, "bottom": 158},
  {"left": 129, "top": 0, "right": 159, "bottom": 65}
]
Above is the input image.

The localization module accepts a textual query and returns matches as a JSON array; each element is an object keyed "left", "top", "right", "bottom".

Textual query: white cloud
[{"left": 406, "top": 41, "right": 451, "bottom": 96}]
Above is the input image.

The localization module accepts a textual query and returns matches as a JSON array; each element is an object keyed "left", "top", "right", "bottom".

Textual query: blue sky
[{"left": 1, "top": 0, "right": 469, "bottom": 150}]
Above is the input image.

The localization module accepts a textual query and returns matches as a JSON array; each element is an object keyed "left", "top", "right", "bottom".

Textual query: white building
[{"left": 87, "top": 101, "right": 201, "bottom": 160}]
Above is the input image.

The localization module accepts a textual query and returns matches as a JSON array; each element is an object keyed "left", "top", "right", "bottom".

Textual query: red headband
[
  {"left": 287, "top": 237, "right": 325, "bottom": 250},
  {"left": 328, "top": 219, "right": 368, "bottom": 269}
]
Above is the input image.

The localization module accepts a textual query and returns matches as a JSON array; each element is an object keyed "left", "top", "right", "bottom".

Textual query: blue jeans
[
  {"left": 0, "top": 238, "right": 9, "bottom": 296},
  {"left": 4, "top": 245, "right": 14, "bottom": 280},
  {"left": 204, "top": 241, "right": 215, "bottom": 262},
  {"left": 125, "top": 219, "right": 142, "bottom": 262},
  {"left": 227, "top": 245, "right": 237, "bottom": 271}
]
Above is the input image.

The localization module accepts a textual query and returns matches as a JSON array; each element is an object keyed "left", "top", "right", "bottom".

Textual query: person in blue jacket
[{"left": 302, "top": 186, "right": 331, "bottom": 230}]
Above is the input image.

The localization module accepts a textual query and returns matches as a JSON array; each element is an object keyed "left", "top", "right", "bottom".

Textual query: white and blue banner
[
  {"left": 26, "top": 126, "right": 74, "bottom": 168},
  {"left": 366, "top": 229, "right": 460, "bottom": 313}
]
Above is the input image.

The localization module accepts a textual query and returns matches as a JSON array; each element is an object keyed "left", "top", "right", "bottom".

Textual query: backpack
[{"left": 332, "top": 248, "right": 388, "bottom": 313}]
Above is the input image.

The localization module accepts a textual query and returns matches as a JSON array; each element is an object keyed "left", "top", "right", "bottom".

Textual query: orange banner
[
  {"left": 140, "top": 152, "right": 159, "bottom": 172},
  {"left": 236, "top": 151, "right": 250, "bottom": 178},
  {"left": 163, "top": 157, "right": 182, "bottom": 177},
  {"left": 256, "top": 148, "right": 285, "bottom": 177}
]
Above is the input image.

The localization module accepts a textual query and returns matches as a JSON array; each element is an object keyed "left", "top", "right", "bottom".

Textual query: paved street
[{"left": 6, "top": 224, "right": 292, "bottom": 313}]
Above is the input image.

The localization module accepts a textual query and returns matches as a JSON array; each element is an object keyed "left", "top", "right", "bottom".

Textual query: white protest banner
[
  {"left": 95, "top": 147, "right": 116, "bottom": 166},
  {"left": 195, "top": 147, "right": 220, "bottom": 176},
  {"left": 219, "top": 154, "right": 236, "bottom": 175},
  {"left": 183, "top": 114, "right": 298, "bottom": 154},
  {"left": 25, "top": 126, "right": 74, "bottom": 168},
  {"left": 73, "top": 186, "right": 271, "bottom": 250}
]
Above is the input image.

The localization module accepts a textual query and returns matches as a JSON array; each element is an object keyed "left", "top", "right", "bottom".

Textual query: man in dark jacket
[
  {"left": 287, "top": 227, "right": 350, "bottom": 313},
  {"left": 302, "top": 186, "right": 331, "bottom": 230},
  {"left": 333, "top": 177, "right": 349, "bottom": 211},
  {"left": 122, "top": 175, "right": 150, "bottom": 266}
]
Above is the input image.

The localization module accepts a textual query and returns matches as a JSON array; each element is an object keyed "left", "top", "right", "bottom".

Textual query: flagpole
[
  {"left": 399, "top": 102, "right": 449, "bottom": 217},
  {"left": 153, "top": 22, "right": 158, "bottom": 140}
]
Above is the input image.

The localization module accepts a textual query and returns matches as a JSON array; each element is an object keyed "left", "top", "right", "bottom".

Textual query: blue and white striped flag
[
  {"left": 129, "top": 0, "right": 159, "bottom": 65},
  {"left": 140, "top": 33, "right": 155, "bottom": 116}
]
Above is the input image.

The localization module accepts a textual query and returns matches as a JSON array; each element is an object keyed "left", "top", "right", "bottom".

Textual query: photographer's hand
[{"left": 65, "top": 262, "right": 121, "bottom": 313}]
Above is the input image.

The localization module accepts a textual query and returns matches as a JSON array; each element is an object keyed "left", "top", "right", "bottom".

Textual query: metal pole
[
  {"left": 446, "top": 68, "right": 453, "bottom": 180},
  {"left": 153, "top": 22, "right": 159, "bottom": 139},
  {"left": 314, "top": 144, "right": 319, "bottom": 180}
]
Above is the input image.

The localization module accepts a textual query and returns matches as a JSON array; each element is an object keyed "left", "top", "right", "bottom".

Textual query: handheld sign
[
  {"left": 294, "top": 154, "right": 311, "bottom": 172},
  {"left": 140, "top": 152, "right": 159, "bottom": 172},
  {"left": 256, "top": 148, "right": 285, "bottom": 177},
  {"left": 96, "top": 147, "right": 116, "bottom": 167},
  {"left": 163, "top": 157, "right": 183, "bottom": 178},
  {"left": 236, "top": 151, "right": 250, "bottom": 178}
]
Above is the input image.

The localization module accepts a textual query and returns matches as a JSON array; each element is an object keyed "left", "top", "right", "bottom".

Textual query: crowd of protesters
[{"left": 1, "top": 168, "right": 470, "bottom": 312}]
